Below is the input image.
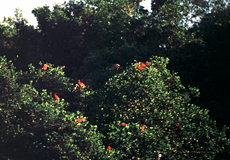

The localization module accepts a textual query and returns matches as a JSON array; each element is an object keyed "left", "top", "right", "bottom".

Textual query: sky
[{"left": 1, "top": 0, "right": 151, "bottom": 27}]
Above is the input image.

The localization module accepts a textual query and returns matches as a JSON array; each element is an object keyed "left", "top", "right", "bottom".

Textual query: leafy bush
[
  {"left": 94, "top": 56, "right": 230, "bottom": 159},
  {"left": 0, "top": 56, "right": 105, "bottom": 159}
]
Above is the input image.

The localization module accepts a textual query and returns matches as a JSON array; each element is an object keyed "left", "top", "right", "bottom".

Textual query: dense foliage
[
  {"left": 0, "top": 0, "right": 230, "bottom": 159},
  {"left": 93, "top": 56, "right": 230, "bottom": 159},
  {"left": 0, "top": 57, "right": 106, "bottom": 159}
]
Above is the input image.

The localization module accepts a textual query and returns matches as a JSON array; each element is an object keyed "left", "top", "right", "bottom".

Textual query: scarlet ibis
[
  {"left": 42, "top": 62, "right": 49, "bottom": 70},
  {"left": 78, "top": 80, "right": 85, "bottom": 87},
  {"left": 54, "top": 93, "right": 59, "bottom": 101},
  {"left": 107, "top": 64, "right": 120, "bottom": 70}
]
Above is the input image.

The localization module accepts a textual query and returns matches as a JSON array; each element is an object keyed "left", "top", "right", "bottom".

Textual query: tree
[
  {"left": 143, "top": 0, "right": 216, "bottom": 49},
  {"left": 91, "top": 56, "right": 230, "bottom": 159},
  {"left": 0, "top": 56, "right": 106, "bottom": 159},
  {"left": 195, "top": 6, "right": 230, "bottom": 132},
  {"left": 32, "top": 3, "right": 84, "bottom": 75},
  {"left": 0, "top": 8, "right": 37, "bottom": 71},
  {"left": 32, "top": 0, "right": 150, "bottom": 75}
]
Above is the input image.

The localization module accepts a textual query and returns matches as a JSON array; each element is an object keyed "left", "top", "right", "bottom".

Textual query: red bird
[
  {"left": 77, "top": 119, "right": 82, "bottom": 123},
  {"left": 137, "top": 65, "right": 143, "bottom": 70},
  {"left": 136, "top": 61, "right": 150, "bottom": 70},
  {"left": 76, "top": 118, "right": 85, "bottom": 123},
  {"left": 141, "top": 62, "right": 146, "bottom": 67},
  {"left": 120, "top": 122, "right": 128, "bottom": 126},
  {"left": 78, "top": 80, "right": 85, "bottom": 87},
  {"left": 107, "top": 146, "right": 111, "bottom": 152},
  {"left": 42, "top": 62, "right": 49, "bottom": 70},
  {"left": 54, "top": 93, "right": 59, "bottom": 102},
  {"left": 107, "top": 64, "right": 120, "bottom": 70},
  {"left": 141, "top": 125, "right": 146, "bottom": 131}
]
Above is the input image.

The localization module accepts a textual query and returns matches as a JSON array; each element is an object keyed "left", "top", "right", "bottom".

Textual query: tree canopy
[{"left": 0, "top": 0, "right": 230, "bottom": 159}]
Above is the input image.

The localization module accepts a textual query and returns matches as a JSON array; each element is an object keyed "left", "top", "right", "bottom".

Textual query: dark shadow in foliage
[{"left": 71, "top": 44, "right": 158, "bottom": 90}]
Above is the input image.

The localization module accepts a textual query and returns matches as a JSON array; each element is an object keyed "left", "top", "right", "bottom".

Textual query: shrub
[
  {"left": 0, "top": 56, "right": 105, "bottom": 159},
  {"left": 94, "top": 56, "right": 230, "bottom": 159}
]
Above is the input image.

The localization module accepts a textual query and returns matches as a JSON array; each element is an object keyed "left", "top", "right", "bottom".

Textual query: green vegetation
[{"left": 0, "top": 0, "right": 230, "bottom": 159}]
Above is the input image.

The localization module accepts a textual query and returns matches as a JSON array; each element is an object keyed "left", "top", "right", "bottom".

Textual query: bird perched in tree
[
  {"left": 54, "top": 93, "right": 59, "bottom": 102},
  {"left": 42, "top": 62, "right": 49, "bottom": 70},
  {"left": 107, "top": 64, "right": 120, "bottom": 70},
  {"left": 78, "top": 80, "right": 85, "bottom": 87},
  {"left": 73, "top": 80, "right": 86, "bottom": 91}
]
